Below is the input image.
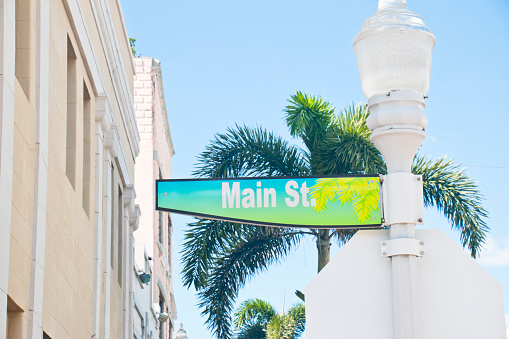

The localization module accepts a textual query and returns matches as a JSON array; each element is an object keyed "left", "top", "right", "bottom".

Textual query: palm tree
[
  {"left": 181, "top": 92, "right": 489, "bottom": 339},
  {"left": 233, "top": 299, "right": 305, "bottom": 339}
]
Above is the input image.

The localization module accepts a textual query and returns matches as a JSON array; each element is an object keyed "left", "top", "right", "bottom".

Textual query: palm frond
[
  {"left": 308, "top": 178, "right": 341, "bottom": 213},
  {"left": 266, "top": 314, "right": 297, "bottom": 339},
  {"left": 181, "top": 219, "right": 258, "bottom": 290},
  {"left": 331, "top": 228, "right": 357, "bottom": 246},
  {"left": 310, "top": 177, "right": 380, "bottom": 223},
  {"left": 193, "top": 125, "right": 310, "bottom": 178},
  {"left": 287, "top": 303, "right": 306, "bottom": 338},
  {"left": 284, "top": 91, "right": 335, "bottom": 154},
  {"left": 234, "top": 299, "right": 277, "bottom": 329},
  {"left": 235, "top": 323, "right": 266, "bottom": 339},
  {"left": 412, "top": 156, "right": 489, "bottom": 258},
  {"left": 313, "top": 103, "right": 385, "bottom": 175},
  {"left": 351, "top": 185, "right": 380, "bottom": 223},
  {"left": 333, "top": 102, "right": 371, "bottom": 134},
  {"left": 198, "top": 229, "right": 303, "bottom": 339}
]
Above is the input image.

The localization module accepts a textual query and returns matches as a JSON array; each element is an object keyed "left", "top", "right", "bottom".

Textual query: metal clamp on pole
[
  {"left": 381, "top": 239, "right": 426, "bottom": 257},
  {"left": 380, "top": 173, "right": 425, "bottom": 226}
]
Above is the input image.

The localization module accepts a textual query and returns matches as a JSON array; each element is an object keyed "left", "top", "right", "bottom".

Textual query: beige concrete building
[
  {"left": 133, "top": 56, "right": 177, "bottom": 339},
  {"left": 1, "top": 0, "right": 141, "bottom": 338}
]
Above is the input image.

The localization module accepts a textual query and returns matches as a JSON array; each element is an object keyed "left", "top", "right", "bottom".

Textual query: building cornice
[
  {"left": 152, "top": 59, "right": 175, "bottom": 158},
  {"left": 91, "top": 0, "right": 140, "bottom": 158},
  {"left": 62, "top": 0, "right": 105, "bottom": 95},
  {"left": 112, "top": 0, "right": 135, "bottom": 75},
  {"left": 64, "top": 0, "right": 140, "bottom": 159}
]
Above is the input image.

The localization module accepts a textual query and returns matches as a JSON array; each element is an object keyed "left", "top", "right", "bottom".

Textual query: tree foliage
[
  {"left": 129, "top": 37, "right": 136, "bottom": 56},
  {"left": 412, "top": 156, "right": 489, "bottom": 257},
  {"left": 233, "top": 299, "right": 305, "bottom": 339}
]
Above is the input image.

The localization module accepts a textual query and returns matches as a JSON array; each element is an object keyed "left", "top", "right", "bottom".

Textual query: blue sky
[{"left": 121, "top": 0, "right": 509, "bottom": 337}]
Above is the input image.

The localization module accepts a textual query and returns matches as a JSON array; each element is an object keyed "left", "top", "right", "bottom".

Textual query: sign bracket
[{"left": 380, "top": 238, "right": 426, "bottom": 257}]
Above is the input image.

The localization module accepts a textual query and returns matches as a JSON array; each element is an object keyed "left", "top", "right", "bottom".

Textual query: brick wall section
[{"left": 134, "top": 58, "right": 154, "bottom": 140}]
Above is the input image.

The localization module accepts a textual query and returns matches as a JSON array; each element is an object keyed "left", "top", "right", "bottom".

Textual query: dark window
[
  {"left": 110, "top": 164, "right": 115, "bottom": 269},
  {"left": 159, "top": 298, "right": 165, "bottom": 339},
  {"left": 82, "top": 83, "right": 91, "bottom": 215},
  {"left": 15, "top": 0, "right": 33, "bottom": 100},
  {"left": 66, "top": 36, "right": 77, "bottom": 188},
  {"left": 158, "top": 211, "right": 163, "bottom": 245},
  {"left": 7, "top": 296, "right": 24, "bottom": 339},
  {"left": 118, "top": 185, "right": 123, "bottom": 286},
  {"left": 167, "top": 216, "right": 172, "bottom": 270}
]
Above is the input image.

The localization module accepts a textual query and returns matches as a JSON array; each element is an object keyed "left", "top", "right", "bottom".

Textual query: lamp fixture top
[{"left": 354, "top": 0, "right": 434, "bottom": 44}]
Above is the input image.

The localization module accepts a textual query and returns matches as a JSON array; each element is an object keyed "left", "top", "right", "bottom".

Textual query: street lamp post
[
  {"left": 306, "top": 4, "right": 504, "bottom": 336},
  {"left": 354, "top": 1, "right": 435, "bottom": 338}
]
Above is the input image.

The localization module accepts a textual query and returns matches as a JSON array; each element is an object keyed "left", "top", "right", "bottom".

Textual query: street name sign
[{"left": 156, "top": 175, "right": 382, "bottom": 228}]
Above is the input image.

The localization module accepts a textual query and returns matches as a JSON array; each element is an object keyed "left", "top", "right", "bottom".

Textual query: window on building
[
  {"left": 7, "top": 296, "right": 23, "bottom": 339},
  {"left": 66, "top": 36, "right": 77, "bottom": 188},
  {"left": 43, "top": 332, "right": 52, "bottom": 339},
  {"left": 167, "top": 215, "right": 172, "bottom": 271},
  {"left": 111, "top": 163, "right": 115, "bottom": 269},
  {"left": 158, "top": 169, "right": 164, "bottom": 247},
  {"left": 159, "top": 298, "right": 165, "bottom": 339},
  {"left": 111, "top": 164, "right": 124, "bottom": 288},
  {"left": 158, "top": 211, "right": 163, "bottom": 246},
  {"left": 15, "top": 0, "right": 34, "bottom": 100},
  {"left": 82, "top": 82, "right": 91, "bottom": 216}
]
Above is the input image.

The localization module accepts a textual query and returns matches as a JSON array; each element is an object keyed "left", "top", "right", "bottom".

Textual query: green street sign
[{"left": 156, "top": 175, "right": 381, "bottom": 228}]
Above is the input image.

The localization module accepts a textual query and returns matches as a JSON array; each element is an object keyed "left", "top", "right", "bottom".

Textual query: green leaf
[
  {"left": 234, "top": 299, "right": 277, "bottom": 329},
  {"left": 284, "top": 91, "right": 335, "bottom": 154},
  {"left": 309, "top": 177, "right": 380, "bottom": 223},
  {"left": 352, "top": 187, "right": 380, "bottom": 223},
  {"left": 308, "top": 178, "right": 341, "bottom": 213}
]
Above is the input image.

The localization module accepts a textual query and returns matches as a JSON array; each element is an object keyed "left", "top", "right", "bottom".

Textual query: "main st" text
[{"left": 221, "top": 181, "right": 316, "bottom": 209}]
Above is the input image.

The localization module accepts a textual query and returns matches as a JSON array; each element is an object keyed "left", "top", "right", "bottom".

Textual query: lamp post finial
[{"left": 378, "top": 0, "right": 406, "bottom": 10}]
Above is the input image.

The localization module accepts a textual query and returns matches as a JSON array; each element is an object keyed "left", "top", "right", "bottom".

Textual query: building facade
[
  {"left": 133, "top": 56, "right": 177, "bottom": 339},
  {"left": 1, "top": 0, "right": 140, "bottom": 337}
]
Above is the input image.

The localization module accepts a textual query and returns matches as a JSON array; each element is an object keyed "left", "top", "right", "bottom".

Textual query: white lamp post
[
  {"left": 306, "top": 4, "right": 504, "bottom": 336},
  {"left": 354, "top": 1, "right": 434, "bottom": 338}
]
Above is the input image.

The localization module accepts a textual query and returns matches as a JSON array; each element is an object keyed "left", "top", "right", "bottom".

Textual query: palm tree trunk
[{"left": 316, "top": 229, "right": 330, "bottom": 273}]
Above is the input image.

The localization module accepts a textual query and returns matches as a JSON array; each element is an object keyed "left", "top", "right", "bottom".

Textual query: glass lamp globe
[
  {"left": 353, "top": 0, "right": 435, "bottom": 99},
  {"left": 175, "top": 323, "right": 188, "bottom": 339}
]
